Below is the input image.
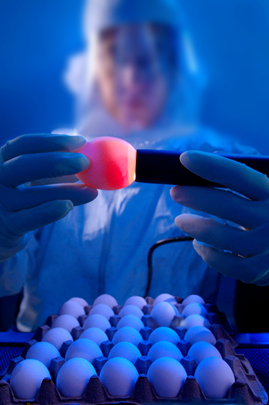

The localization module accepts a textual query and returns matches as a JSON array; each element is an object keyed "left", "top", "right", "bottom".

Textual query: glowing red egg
[{"left": 76, "top": 137, "right": 137, "bottom": 190}]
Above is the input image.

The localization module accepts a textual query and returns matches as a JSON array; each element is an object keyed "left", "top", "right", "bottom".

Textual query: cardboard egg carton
[{"left": 0, "top": 297, "right": 268, "bottom": 405}]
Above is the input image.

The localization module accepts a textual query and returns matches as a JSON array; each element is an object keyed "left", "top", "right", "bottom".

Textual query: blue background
[{"left": 0, "top": 0, "right": 269, "bottom": 150}]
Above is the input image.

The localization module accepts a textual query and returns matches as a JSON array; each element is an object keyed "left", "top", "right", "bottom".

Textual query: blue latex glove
[
  {"left": 170, "top": 151, "right": 269, "bottom": 286},
  {"left": 0, "top": 134, "right": 97, "bottom": 262}
]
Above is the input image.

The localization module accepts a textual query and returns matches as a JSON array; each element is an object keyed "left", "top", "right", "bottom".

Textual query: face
[{"left": 94, "top": 24, "right": 177, "bottom": 130}]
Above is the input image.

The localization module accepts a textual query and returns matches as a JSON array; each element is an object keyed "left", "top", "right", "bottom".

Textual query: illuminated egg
[
  {"left": 108, "top": 342, "right": 141, "bottom": 364},
  {"left": 195, "top": 357, "right": 235, "bottom": 399},
  {"left": 119, "top": 305, "right": 143, "bottom": 319},
  {"left": 182, "top": 303, "right": 207, "bottom": 318},
  {"left": 117, "top": 315, "right": 144, "bottom": 331},
  {"left": 100, "top": 357, "right": 139, "bottom": 396},
  {"left": 151, "top": 302, "right": 179, "bottom": 327},
  {"left": 83, "top": 314, "right": 111, "bottom": 332},
  {"left": 124, "top": 296, "right": 147, "bottom": 310},
  {"left": 76, "top": 137, "right": 137, "bottom": 190},
  {"left": 26, "top": 342, "right": 60, "bottom": 368},
  {"left": 51, "top": 314, "right": 80, "bottom": 333},
  {"left": 112, "top": 327, "right": 143, "bottom": 347},
  {"left": 182, "top": 294, "right": 205, "bottom": 307},
  {"left": 164, "top": 297, "right": 178, "bottom": 306},
  {"left": 149, "top": 327, "right": 180, "bottom": 346},
  {"left": 148, "top": 341, "right": 183, "bottom": 362},
  {"left": 184, "top": 326, "right": 216, "bottom": 346},
  {"left": 153, "top": 293, "right": 175, "bottom": 306},
  {"left": 42, "top": 328, "right": 73, "bottom": 350},
  {"left": 180, "top": 314, "right": 210, "bottom": 330},
  {"left": 93, "top": 294, "right": 118, "bottom": 308},
  {"left": 79, "top": 327, "right": 109, "bottom": 346},
  {"left": 10, "top": 359, "right": 51, "bottom": 400},
  {"left": 58, "top": 301, "right": 85, "bottom": 319},
  {"left": 56, "top": 358, "right": 96, "bottom": 397},
  {"left": 147, "top": 357, "right": 187, "bottom": 398},
  {"left": 65, "top": 338, "right": 102, "bottom": 362},
  {"left": 68, "top": 297, "right": 89, "bottom": 308},
  {"left": 90, "top": 304, "right": 114, "bottom": 320},
  {"left": 188, "top": 342, "right": 222, "bottom": 364}
]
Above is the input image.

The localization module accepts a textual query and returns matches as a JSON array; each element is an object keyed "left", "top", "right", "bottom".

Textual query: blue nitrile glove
[
  {"left": 0, "top": 134, "right": 98, "bottom": 262},
  {"left": 170, "top": 150, "right": 269, "bottom": 286}
]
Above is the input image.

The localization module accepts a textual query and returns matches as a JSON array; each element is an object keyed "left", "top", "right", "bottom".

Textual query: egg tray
[{"left": 0, "top": 297, "right": 268, "bottom": 405}]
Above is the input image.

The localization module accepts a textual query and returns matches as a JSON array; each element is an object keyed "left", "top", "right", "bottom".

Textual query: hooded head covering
[{"left": 63, "top": 0, "right": 203, "bottom": 147}]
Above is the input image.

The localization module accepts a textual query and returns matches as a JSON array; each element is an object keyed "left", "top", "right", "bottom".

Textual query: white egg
[
  {"left": 149, "top": 327, "right": 180, "bottom": 346},
  {"left": 124, "top": 296, "right": 147, "bottom": 310},
  {"left": 108, "top": 342, "right": 141, "bottom": 364},
  {"left": 90, "top": 304, "right": 114, "bottom": 320},
  {"left": 112, "top": 327, "right": 143, "bottom": 347},
  {"left": 10, "top": 359, "right": 51, "bottom": 400},
  {"left": 93, "top": 294, "right": 118, "bottom": 308},
  {"left": 26, "top": 342, "right": 60, "bottom": 368},
  {"left": 188, "top": 342, "right": 222, "bottom": 364},
  {"left": 151, "top": 302, "right": 179, "bottom": 327},
  {"left": 65, "top": 339, "right": 102, "bottom": 362},
  {"left": 180, "top": 314, "right": 210, "bottom": 330},
  {"left": 117, "top": 315, "right": 144, "bottom": 331},
  {"left": 148, "top": 357, "right": 187, "bottom": 398},
  {"left": 195, "top": 357, "right": 235, "bottom": 399},
  {"left": 56, "top": 358, "right": 96, "bottom": 397},
  {"left": 79, "top": 327, "right": 108, "bottom": 346},
  {"left": 42, "top": 328, "right": 73, "bottom": 351},
  {"left": 164, "top": 297, "right": 178, "bottom": 306},
  {"left": 148, "top": 341, "right": 183, "bottom": 362},
  {"left": 184, "top": 326, "right": 216, "bottom": 346},
  {"left": 58, "top": 301, "right": 85, "bottom": 319},
  {"left": 182, "top": 303, "right": 207, "bottom": 318},
  {"left": 119, "top": 305, "right": 143, "bottom": 319},
  {"left": 100, "top": 357, "right": 139, "bottom": 396},
  {"left": 83, "top": 314, "right": 111, "bottom": 332},
  {"left": 182, "top": 294, "right": 205, "bottom": 307},
  {"left": 51, "top": 314, "right": 80, "bottom": 333},
  {"left": 68, "top": 297, "right": 89, "bottom": 308},
  {"left": 153, "top": 293, "right": 174, "bottom": 306}
]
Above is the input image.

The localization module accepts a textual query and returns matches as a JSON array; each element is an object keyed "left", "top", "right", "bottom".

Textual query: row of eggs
[{"left": 8, "top": 293, "right": 235, "bottom": 401}]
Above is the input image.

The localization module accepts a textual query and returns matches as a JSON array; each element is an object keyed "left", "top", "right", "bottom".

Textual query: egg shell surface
[
  {"left": 83, "top": 314, "right": 111, "bottom": 332},
  {"left": 58, "top": 301, "right": 85, "bottom": 319},
  {"left": 151, "top": 302, "right": 179, "bottom": 327},
  {"left": 188, "top": 342, "right": 222, "bottom": 364},
  {"left": 51, "top": 314, "right": 80, "bottom": 333},
  {"left": 65, "top": 338, "right": 102, "bottom": 362},
  {"left": 76, "top": 137, "right": 136, "bottom": 190},
  {"left": 56, "top": 358, "right": 96, "bottom": 397},
  {"left": 79, "top": 327, "right": 109, "bottom": 346},
  {"left": 100, "top": 357, "right": 139, "bottom": 396},
  {"left": 149, "top": 327, "right": 180, "bottom": 345},
  {"left": 93, "top": 294, "right": 118, "bottom": 308},
  {"left": 42, "top": 328, "right": 73, "bottom": 350},
  {"left": 10, "top": 359, "right": 50, "bottom": 400},
  {"left": 147, "top": 357, "right": 187, "bottom": 398},
  {"left": 184, "top": 326, "right": 216, "bottom": 346},
  {"left": 181, "top": 314, "right": 210, "bottom": 330},
  {"left": 153, "top": 293, "right": 174, "bottom": 306},
  {"left": 182, "top": 294, "right": 205, "bottom": 307},
  {"left": 90, "top": 304, "right": 114, "bottom": 320},
  {"left": 195, "top": 357, "right": 235, "bottom": 399},
  {"left": 182, "top": 303, "right": 207, "bottom": 318},
  {"left": 26, "top": 342, "right": 60, "bottom": 368},
  {"left": 148, "top": 341, "right": 183, "bottom": 362},
  {"left": 112, "top": 326, "right": 143, "bottom": 347},
  {"left": 119, "top": 305, "right": 143, "bottom": 319},
  {"left": 117, "top": 315, "right": 144, "bottom": 331},
  {"left": 108, "top": 342, "right": 141, "bottom": 364},
  {"left": 124, "top": 296, "right": 147, "bottom": 309},
  {"left": 68, "top": 297, "right": 89, "bottom": 308}
]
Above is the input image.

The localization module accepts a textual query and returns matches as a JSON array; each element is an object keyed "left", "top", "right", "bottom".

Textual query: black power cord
[{"left": 145, "top": 236, "right": 194, "bottom": 298}]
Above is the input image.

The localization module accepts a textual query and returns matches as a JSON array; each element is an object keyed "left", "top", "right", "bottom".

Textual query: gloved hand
[
  {"left": 170, "top": 151, "right": 269, "bottom": 286},
  {"left": 0, "top": 134, "right": 97, "bottom": 262}
]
